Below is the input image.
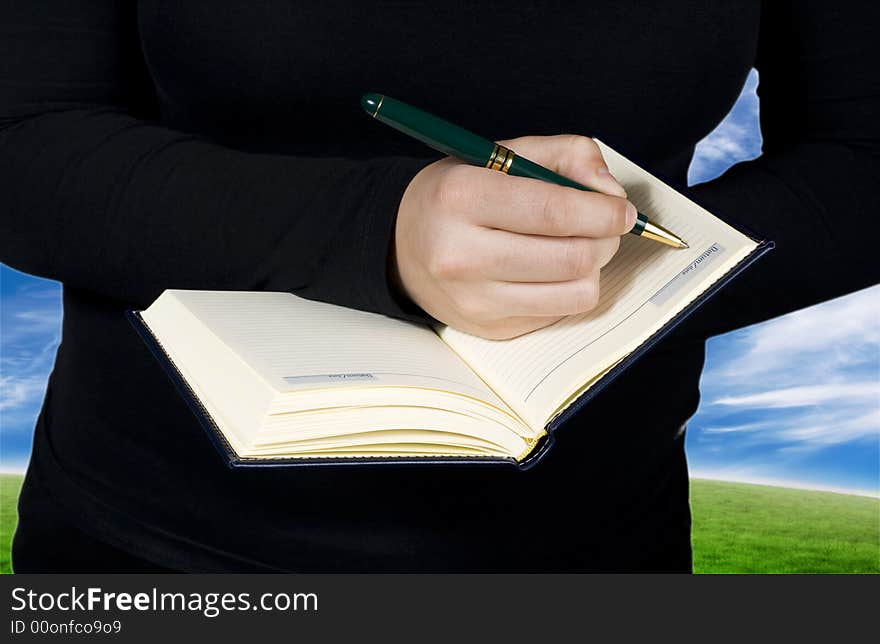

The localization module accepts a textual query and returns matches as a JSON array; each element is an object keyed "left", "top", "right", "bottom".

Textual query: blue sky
[
  {"left": 1, "top": 69, "right": 878, "bottom": 494},
  {"left": 685, "top": 70, "right": 879, "bottom": 496}
]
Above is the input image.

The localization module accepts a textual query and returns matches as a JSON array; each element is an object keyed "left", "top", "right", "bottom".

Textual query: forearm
[
  {"left": 0, "top": 107, "right": 433, "bottom": 317},
  {"left": 680, "top": 139, "right": 879, "bottom": 340}
]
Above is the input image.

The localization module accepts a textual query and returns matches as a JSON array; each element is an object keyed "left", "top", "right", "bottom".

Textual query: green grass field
[
  {"left": 689, "top": 478, "right": 879, "bottom": 573},
  {"left": 0, "top": 473, "right": 877, "bottom": 573},
  {"left": 1, "top": 474, "right": 23, "bottom": 575}
]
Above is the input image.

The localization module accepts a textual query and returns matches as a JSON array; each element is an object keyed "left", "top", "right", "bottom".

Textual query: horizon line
[{"left": 689, "top": 472, "right": 879, "bottom": 499}]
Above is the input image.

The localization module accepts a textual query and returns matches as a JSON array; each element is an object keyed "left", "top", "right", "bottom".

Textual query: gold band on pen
[
  {"left": 486, "top": 143, "right": 515, "bottom": 174},
  {"left": 485, "top": 144, "right": 501, "bottom": 170}
]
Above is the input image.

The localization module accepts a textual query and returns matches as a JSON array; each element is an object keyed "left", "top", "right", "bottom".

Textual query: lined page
[
  {"left": 165, "top": 290, "right": 511, "bottom": 412},
  {"left": 439, "top": 139, "right": 758, "bottom": 430}
]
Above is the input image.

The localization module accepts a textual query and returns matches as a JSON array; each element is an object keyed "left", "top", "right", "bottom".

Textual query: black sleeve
[
  {"left": 0, "top": 1, "right": 433, "bottom": 318},
  {"left": 678, "top": 0, "right": 880, "bottom": 340}
]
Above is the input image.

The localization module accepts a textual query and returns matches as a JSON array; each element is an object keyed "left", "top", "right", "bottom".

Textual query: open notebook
[{"left": 130, "top": 139, "right": 772, "bottom": 469}]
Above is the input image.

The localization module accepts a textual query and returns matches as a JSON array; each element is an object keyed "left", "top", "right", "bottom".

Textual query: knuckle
[
  {"left": 559, "top": 239, "right": 591, "bottom": 278},
  {"left": 555, "top": 135, "right": 601, "bottom": 180},
  {"left": 455, "top": 294, "right": 489, "bottom": 322},
  {"left": 427, "top": 244, "right": 467, "bottom": 279},
  {"left": 539, "top": 192, "right": 568, "bottom": 234},
  {"left": 573, "top": 279, "right": 600, "bottom": 311},
  {"left": 566, "top": 134, "right": 600, "bottom": 159},
  {"left": 431, "top": 169, "right": 467, "bottom": 207}
]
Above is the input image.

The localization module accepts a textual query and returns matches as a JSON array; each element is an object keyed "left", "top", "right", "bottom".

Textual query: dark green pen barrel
[
  {"left": 509, "top": 155, "right": 586, "bottom": 190},
  {"left": 361, "top": 93, "right": 495, "bottom": 165},
  {"left": 631, "top": 212, "right": 648, "bottom": 234},
  {"left": 361, "top": 92, "right": 650, "bottom": 237}
]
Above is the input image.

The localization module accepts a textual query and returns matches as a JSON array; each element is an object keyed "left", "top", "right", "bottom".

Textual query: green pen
[{"left": 361, "top": 92, "right": 688, "bottom": 249}]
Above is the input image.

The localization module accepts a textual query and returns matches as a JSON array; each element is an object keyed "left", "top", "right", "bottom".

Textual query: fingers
[
  {"left": 497, "top": 133, "right": 627, "bottom": 198},
  {"left": 469, "top": 228, "right": 620, "bottom": 282},
  {"left": 437, "top": 164, "right": 636, "bottom": 238},
  {"left": 476, "top": 271, "right": 604, "bottom": 318},
  {"left": 462, "top": 315, "right": 565, "bottom": 341},
  {"left": 393, "top": 136, "right": 632, "bottom": 341}
]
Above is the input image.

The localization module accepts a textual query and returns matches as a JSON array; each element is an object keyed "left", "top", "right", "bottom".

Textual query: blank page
[
  {"left": 439, "top": 139, "right": 758, "bottom": 430},
  {"left": 161, "top": 290, "right": 511, "bottom": 413}
]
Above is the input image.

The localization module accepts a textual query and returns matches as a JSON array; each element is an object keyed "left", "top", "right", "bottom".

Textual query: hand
[{"left": 392, "top": 134, "right": 636, "bottom": 339}]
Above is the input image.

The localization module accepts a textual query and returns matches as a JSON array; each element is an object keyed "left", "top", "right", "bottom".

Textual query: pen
[{"left": 361, "top": 92, "right": 688, "bottom": 249}]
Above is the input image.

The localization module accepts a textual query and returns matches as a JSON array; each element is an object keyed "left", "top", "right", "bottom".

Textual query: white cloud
[
  {"left": 0, "top": 282, "right": 62, "bottom": 422},
  {"left": 701, "top": 420, "right": 777, "bottom": 434},
  {"left": 1, "top": 289, "right": 61, "bottom": 344},
  {"left": 712, "top": 382, "right": 879, "bottom": 409},
  {"left": 688, "top": 69, "right": 762, "bottom": 185},
  {"left": 0, "top": 375, "right": 47, "bottom": 412},
  {"left": 692, "top": 286, "right": 880, "bottom": 460},
  {"left": 775, "top": 408, "right": 880, "bottom": 446},
  {"left": 693, "top": 121, "right": 752, "bottom": 162},
  {"left": 699, "top": 408, "right": 879, "bottom": 451},
  {"left": 718, "top": 286, "right": 880, "bottom": 381}
]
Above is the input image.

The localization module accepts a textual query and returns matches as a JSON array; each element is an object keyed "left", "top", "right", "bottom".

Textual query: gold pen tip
[{"left": 641, "top": 220, "right": 689, "bottom": 249}]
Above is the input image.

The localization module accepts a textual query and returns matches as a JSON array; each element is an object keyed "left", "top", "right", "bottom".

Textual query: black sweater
[{"left": 1, "top": 1, "right": 877, "bottom": 572}]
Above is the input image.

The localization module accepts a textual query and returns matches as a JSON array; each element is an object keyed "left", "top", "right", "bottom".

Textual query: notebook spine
[{"left": 515, "top": 432, "right": 556, "bottom": 470}]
